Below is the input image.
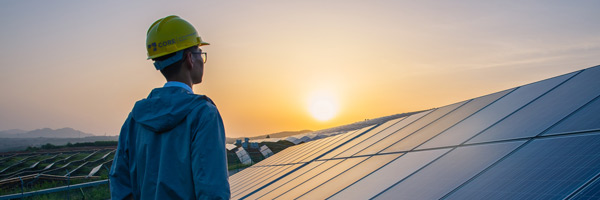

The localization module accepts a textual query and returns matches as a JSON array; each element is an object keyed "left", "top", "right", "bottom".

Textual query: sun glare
[{"left": 307, "top": 90, "right": 339, "bottom": 121}]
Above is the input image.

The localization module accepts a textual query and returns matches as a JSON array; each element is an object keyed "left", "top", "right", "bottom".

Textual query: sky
[{"left": 0, "top": 0, "right": 599, "bottom": 138}]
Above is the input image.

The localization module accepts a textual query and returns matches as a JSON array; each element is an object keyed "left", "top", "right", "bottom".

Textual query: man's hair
[{"left": 153, "top": 46, "right": 199, "bottom": 78}]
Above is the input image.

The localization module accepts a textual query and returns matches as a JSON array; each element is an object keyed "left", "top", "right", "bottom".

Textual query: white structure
[
  {"left": 259, "top": 145, "right": 274, "bottom": 158},
  {"left": 225, "top": 144, "right": 237, "bottom": 151},
  {"left": 235, "top": 148, "right": 252, "bottom": 165}
]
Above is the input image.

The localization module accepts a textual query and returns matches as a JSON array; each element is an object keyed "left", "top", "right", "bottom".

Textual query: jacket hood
[{"left": 132, "top": 87, "right": 211, "bottom": 133}]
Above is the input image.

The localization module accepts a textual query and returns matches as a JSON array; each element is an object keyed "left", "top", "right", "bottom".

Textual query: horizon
[{"left": 1, "top": 1, "right": 599, "bottom": 138}]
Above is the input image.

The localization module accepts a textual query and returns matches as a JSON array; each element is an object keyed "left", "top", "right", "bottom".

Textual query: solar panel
[
  {"left": 274, "top": 157, "right": 368, "bottom": 199},
  {"left": 244, "top": 161, "right": 326, "bottom": 199},
  {"left": 543, "top": 95, "right": 600, "bottom": 136},
  {"left": 417, "top": 71, "right": 576, "bottom": 149},
  {"left": 320, "top": 118, "right": 407, "bottom": 159},
  {"left": 447, "top": 132, "right": 600, "bottom": 199},
  {"left": 381, "top": 89, "right": 512, "bottom": 154},
  {"left": 467, "top": 66, "right": 600, "bottom": 144},
  {"left": 374, "top": 140, "right": 524, "bottom": 200},
  {"left": 569, "top": 174, "right": 600, "bottom": 199},
  {"left": 329, "top": 149, "right": 448, "bottom": 200},
  {"left": 257, "top": 159, "right": 345, "bottom": 199},
  {"left": 330, "top": 111, "right": 432, "bottom": 159},
  {"left": 297, "top": 154, "right": 400, "bottom": 199},
  {"left": 231, "top": 164, "right": 302, "bottom": 199}
]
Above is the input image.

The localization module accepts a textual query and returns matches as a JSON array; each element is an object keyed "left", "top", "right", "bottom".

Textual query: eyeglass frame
[{"left": 190, "top": 50, "right": 207, "bottom": 64}]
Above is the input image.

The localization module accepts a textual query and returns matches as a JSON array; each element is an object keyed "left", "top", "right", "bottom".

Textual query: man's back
[{"left": 110, "top": 87, "right": 230, "bottom": 199}]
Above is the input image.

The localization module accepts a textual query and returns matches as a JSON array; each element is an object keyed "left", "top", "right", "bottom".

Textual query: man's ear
[{"left": 185, "top": 52, "right": 194, "bottom": 69}]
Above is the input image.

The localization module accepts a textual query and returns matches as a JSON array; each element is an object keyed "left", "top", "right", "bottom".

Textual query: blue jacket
[{"left": 110, "top": 87, "right": 230, "bottom": 200}]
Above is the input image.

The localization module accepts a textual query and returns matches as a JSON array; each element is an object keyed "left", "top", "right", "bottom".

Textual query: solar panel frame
[
  {"left": 468, "top": 67, "right": 600, "bottom": 144},
  {"left": 417, "top": 71, "right": 576, "bottom": 149}
]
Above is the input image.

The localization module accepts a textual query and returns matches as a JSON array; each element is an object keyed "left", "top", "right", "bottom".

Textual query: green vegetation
[
  {"left": 25, "top": 141, "right": 118, "bottom": 152},
  {"left": 0, "top": 179, "right": 110, "bottom": 199},
  {"left": 228, "top": 163, "right": 253, "bottom": 171}
]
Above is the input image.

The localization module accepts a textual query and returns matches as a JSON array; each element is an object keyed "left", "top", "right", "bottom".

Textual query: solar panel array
[{"left": 230, "top": 65, "right": 600, "bottom": 200}]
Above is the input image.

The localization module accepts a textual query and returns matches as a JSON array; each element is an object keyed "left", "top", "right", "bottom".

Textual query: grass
[{"left": 2, "top": 180, "right": 111, "bottom": 200}]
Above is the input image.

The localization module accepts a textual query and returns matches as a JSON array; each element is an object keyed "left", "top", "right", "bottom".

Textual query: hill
[{"left": 0, "top": 127, "right": 95, "bottom": 138}]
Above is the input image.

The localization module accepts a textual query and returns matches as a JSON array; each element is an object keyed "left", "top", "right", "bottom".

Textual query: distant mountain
[
  {"left": 0, "top": 136, "right": 118, "bottom": 152},
  {"left": 0, "top": 129, "right": 27, "bottom": 135},
  {"left": 0, "top": 127, "right": 95, "bottom": 138}
]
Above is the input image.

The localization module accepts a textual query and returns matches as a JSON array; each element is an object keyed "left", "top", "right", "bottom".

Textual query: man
[{"left": 109, "top": 15, "right": 230, "bottom": 199}]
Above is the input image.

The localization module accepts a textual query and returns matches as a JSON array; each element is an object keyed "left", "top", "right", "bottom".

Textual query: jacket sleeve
[
  {"left": 110, "top": 115, "right": 134, "bottom": 200},
  {"left": 191, "top": 104, "right": 231, "bottom": 199}
]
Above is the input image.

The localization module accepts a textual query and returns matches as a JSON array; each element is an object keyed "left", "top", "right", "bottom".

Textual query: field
[{"left": 0, "top": 140, "right": 295, "bottom": 199}]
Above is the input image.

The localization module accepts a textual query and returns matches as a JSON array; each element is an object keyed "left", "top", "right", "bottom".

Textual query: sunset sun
[{"left": 307, "top": 90, "right": 339, "bottom": 121}]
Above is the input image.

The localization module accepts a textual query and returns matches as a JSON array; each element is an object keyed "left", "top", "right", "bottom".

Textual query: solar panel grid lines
[
  {"left": 355, "top": 100, "right": 468, "bottom": 157},
  {"left": 452, "top": 69, "right": 583, "bottom": 147},
  {"left": 253, "top": 145, "right": 300, "bottom": 167},
  {"left": 291, "top": 126, "right": 373, "bottom": 164},
  {"left": 417, "top": 71, "right": 577, "bottom": 150},
  {"left": 294, "top": 132, "right": 361, "bottom": 163},
  {"left": 256, "top": 139, "right": 318, "bottom": 166},
  {"left": 230, "top": 167, "right": 262, "bottom": 188},
  {"left": 232, "top": 164, "right": 302, "bottom": 199},
  {"left": 254, "top": 135, "right": 328, "bottom": 167},
  {"left": 566, "top": 171, "right": 600, "bottom": 199},
  {"left": 543, "top": 93, "right": 600, "bottom": 136},
  {"left": 328, "top": 117, "right": 407, "bottom": 159},
  {"left": 317, "top": 125, "right": 386, "bottom": 160},
  {"left": 381, "top": 89, "right": 513, "bottom": 154},
  {"left": 445, "top": 132, "right": 600, "bottom": 199},
  {"left": 326, "top": 110, "right": 433, "bottom": 160},
  {"left": 467, "top": 66, "right": 600, "bottom": 144},
  {"left": 231, "top": 166, "right": 281, "bottom": 187},
  {"left": 232, "top": 157, "right": 295, "bottom": 187},
  {"left": 236, "top": 127, "right": 378, "bottom": 199},
  {"left": 256, "top": 159, "right": 346, "bottom": 200},
  {"left": 296, "top": 154, "right": 400, "bottom": 199},
  {"left": 348, "top": 108, "right": 440, "bottom": 157},
  {"left": 289, "top": 132, "right": 354, "bottom": 161},
  {"left": 373, "top": 140, "right": 525, "bottom": 200},
  {"left": 312, "top": 118, "right": 403, "bottom": 160},
  {"left": 232, "top": 130, "right": 360, "bottom": 190},
  {"left": 273, "top": 157, "right": 369, "bottom": 200},
  {"left": 232, "top": 165, "right": 286, "bottom": 195},
  {"left": 243, "top": 161, "right": 326, "bottom": 200},
  {"left": 534, "top": 93, "right": 600, "bottom": 138},
  {"left": 328, "top": 148, "right": 450, "bottom": 200},
  {"left": 272, "top": 133, "right": 347, "bottom": 165}
]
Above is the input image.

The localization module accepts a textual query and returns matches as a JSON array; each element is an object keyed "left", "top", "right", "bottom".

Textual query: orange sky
[{"left": 0, "top": 1, "right": 599, "bottom": 138}]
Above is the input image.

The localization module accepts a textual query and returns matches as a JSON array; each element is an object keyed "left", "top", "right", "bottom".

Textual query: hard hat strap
[{"left": 153, "top": 50, "right": 184, "bottom": 70}]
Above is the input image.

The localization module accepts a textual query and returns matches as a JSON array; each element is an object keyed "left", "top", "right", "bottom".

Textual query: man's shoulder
[
  {"left": 194, "top": 95, "right": 216, "bottom": 107},
  {"left": 189, "top": 94, "right": 219, "bottom": 116}
]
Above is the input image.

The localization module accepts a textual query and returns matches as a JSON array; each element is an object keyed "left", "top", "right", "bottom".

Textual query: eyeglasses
[{"left": 190, "top": 50, "right": 207, "bottom": 63}]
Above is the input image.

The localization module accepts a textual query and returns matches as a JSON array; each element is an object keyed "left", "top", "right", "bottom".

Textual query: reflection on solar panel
[{"left": 230, "top": 65, "right": 600, "bottom": 199}]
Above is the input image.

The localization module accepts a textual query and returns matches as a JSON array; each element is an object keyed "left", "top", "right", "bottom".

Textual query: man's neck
[{"left": 164, "top": 81, "right": 193, "bottom": 94}]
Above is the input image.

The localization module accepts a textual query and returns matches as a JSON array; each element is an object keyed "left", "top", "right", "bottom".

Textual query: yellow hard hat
[{"left": 146, "top": 15, "right": 209, "bottom": 60}]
